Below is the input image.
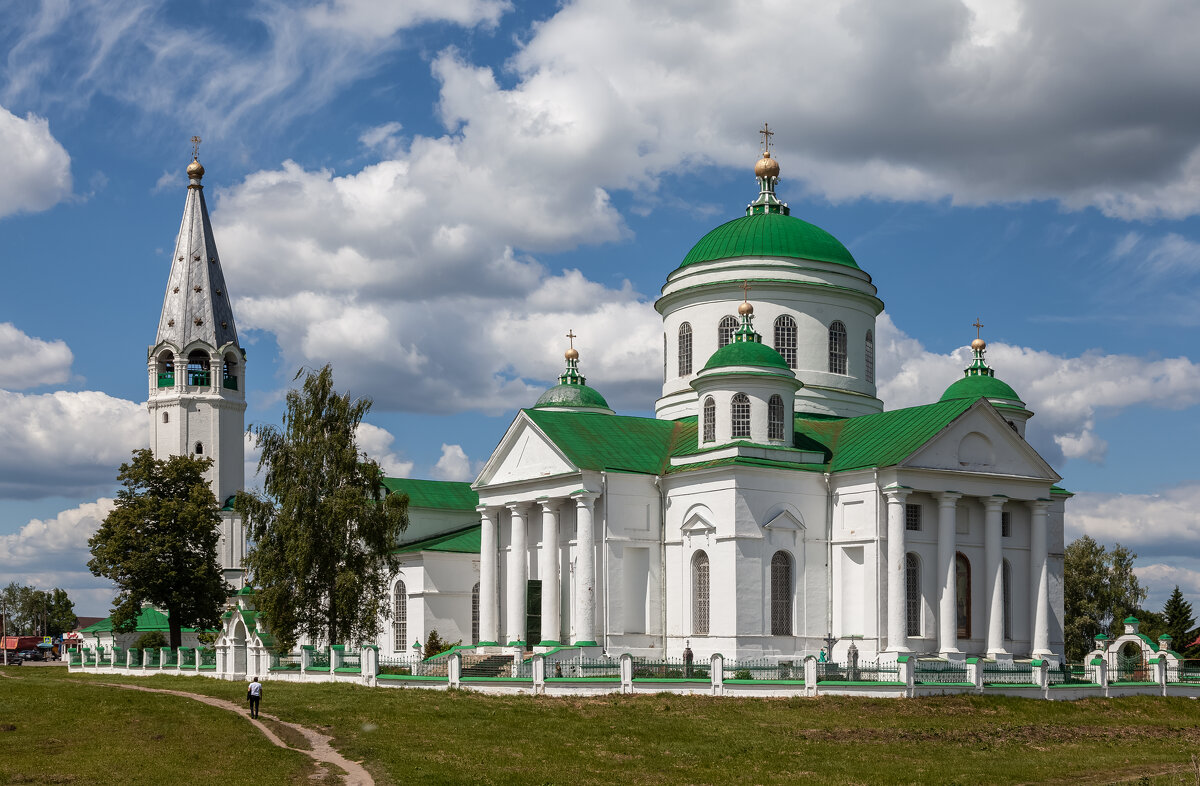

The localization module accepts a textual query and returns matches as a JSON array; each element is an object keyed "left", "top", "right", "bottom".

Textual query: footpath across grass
[{"left": 13, "top": 666, "right": 1200, "bottom": 785}]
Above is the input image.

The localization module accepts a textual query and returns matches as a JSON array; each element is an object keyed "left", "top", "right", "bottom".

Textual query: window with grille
[
  {"left": 1002, "top": 560, "right": 1012, "bottom": 640},
  {"left": 774, "top": 315, "right": 797, "bottom": 368},
  {"left": 956, "top": 553, "right": 971, "bottom": 639},
  {"left": 731, "top": 393, "right": 751, "bottom": 439},
  {"left": 771, "top": 551, "right": 792, "bottom": 635},
  {"left": 392, "top": 580, "right": 407, "bottom": 651},
  {"left": 906, "top": 553, "right": 921, "bottom": 637},
  {"left": 718, "top": 315, "right": 739, "bottom": 348},
  {"left": 905, "top": 503, "right": 921, "bottom": 532},
  {"left": 702, "top": 396, "right": 716, "bottom": 442},
  {"left": 865, "top": 330, "right": 875, "bottom": 383},
  {"left": 1001, "top": 511, "right": 1011, "bottom": 537},
  {"left": 692, "top": 551, "right": 710, "bottom": 635},
  {"left": 678, "top": 322, "right": 693, "bottom": 376},
  {"left": 768, "top": 394, "right": 785, "bottom": 441},
  {"left": 828, "top": 321, "right": 847, "bottom": 374},
  {"left": 471, "top": 582, "right": 480, "bottom": 644}
]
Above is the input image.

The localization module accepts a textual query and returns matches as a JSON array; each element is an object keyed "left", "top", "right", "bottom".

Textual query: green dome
[
  {"left": 534, "top": 383, "right": 611, "bottom": 411},
  {"left": 702, "top": 340, "right": 791, "bottom": 372},
  {"left": 940, "top": 374, "right": 1024, "bottom": 406},
  {"left": 679, "top": 213, "right": 859, "bottom": 270}
]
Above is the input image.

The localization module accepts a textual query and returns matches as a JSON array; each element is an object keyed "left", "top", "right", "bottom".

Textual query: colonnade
[
  {"left": 476, "top": 491, "right": 599, "bottom": 649},
  {"left": 883, "top": 488, "right": 1052, "bottom": 658}
]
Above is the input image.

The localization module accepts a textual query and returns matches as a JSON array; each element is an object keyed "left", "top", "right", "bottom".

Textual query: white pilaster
[
  {"left": 572, "top": 492, "right": 599, "bottom": 647},
  {"left": 883, "top": 487, "right": 911, "bottom": 653},
  {"left": 1029, "top": 500, "right": 1052, "bottom": 658},
  {"left": 936, "top": 492, "right": 962, "bottom": 657},
  {"left": 506, "top": 503, "right": 529, "bottom": 647},
  {"left": 983, "top": 496, "right": 1008, "bottom": 658},
  {"left": 539, "top": 500, "right": 562, "bottom": 646},
  {"left": 477, "top": 506, "right": 500, "bottom": 646}
]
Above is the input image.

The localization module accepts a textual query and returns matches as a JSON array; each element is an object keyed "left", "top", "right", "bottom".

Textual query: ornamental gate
[{"left": 1117, "top": 644, "right": 1148, "bottom": 682}]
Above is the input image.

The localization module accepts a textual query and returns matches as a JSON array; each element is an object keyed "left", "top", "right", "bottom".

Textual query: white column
[
  {"left": 983, "top": 496, "right": 1008, "bottom": 658},
  {"left": 936, "top": 492, "right": 962, "bottom": 656},
  {"left": 573, "top": 492, "right": 599, "bottom": 647},
  {"left": 506, "top": 503, "right": 529, "bottom": 647},
  {"left": 1029, "top": 500, "right": 1052, "bottom": 658},
  {"left": 477, "top": 506, "right": 500, "bottom": 646},
  {"left": 539, "top": 500, "right": 561, "bottom": 646},
  {"left": 883, "top": 487, "right": 911, "bottom": 653}
]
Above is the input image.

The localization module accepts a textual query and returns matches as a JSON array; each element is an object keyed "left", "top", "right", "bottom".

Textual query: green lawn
[{"left": 10, "top": 666, "right": 1200, "bottom": 785}]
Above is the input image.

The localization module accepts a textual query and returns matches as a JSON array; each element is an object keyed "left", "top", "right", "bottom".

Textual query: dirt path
[{"left": 93, "top": 681, "right": 374, "bottom": 785}]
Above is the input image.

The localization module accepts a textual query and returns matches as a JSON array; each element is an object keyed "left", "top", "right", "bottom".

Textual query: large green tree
[
  {"left": 88, "top": 449, "right": 228, "bottom": 649},
  {"left": 236, "top": 365, "right": 408, "bottom": 650},
  {"left": 1, "top": 583, "right": 77, "bottom": 636},
  {"left": 1063, "top": 535, "right": 1147, "bottom": 660}
]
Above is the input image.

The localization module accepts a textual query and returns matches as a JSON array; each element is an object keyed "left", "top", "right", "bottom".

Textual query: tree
[
  {"left": 0, "top": 583, "right": 76, "bottom": 636},
  {"left": 1063, "top": 535, "right": 1148, "bottom": 660},
  {"left": 1162, "top": 586, "right": 1195, "bottom": 652},
  {"left": 236, "top": 365, "right": 408, "bottom": 650},
  {"left": 88, "top": 449, "right": 228, "bottom": 650}
]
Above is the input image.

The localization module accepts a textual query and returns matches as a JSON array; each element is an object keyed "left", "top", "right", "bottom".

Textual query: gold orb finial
[
  {"left": 755, "top": 151, "right": 779, "bottom": 179},
  {"left": 565, "top": 329, "right": 579, "bottom": 360},
  {"left": 971, "top": 337, "right": 986, "bottom": 351},
  {"left": 187, "top": 135, "right": 204, "bottom": 179},
  {"left": 738, "top": 300, "right": 754, "bottom": 316}
]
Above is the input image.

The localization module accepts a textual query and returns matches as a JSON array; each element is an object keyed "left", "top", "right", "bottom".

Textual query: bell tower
[{"left": 146, "top": 139, "right": 247, "bottom": 588}]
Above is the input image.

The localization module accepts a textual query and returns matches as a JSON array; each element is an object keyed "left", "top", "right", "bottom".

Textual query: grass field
[{"left": 5, "top": 665, "right": 1200, "bottom": 785}]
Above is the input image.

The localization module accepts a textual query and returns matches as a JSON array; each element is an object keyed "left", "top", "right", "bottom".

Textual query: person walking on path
[{"left": 247, "top": 677, "right": 262, "bottom": 719}]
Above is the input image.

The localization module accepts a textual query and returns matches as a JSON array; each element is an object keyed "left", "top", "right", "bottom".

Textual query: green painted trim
[
  {"left": 915, "top": 682, "right": 975, "bottom": 687},
  {"left": 817, "top": 681, "right": 906, "bottom": 687},
  {"left": 537, "top": 640, "right": 561, "bottom": 647},
  {"left": 965, "top": 658, "right": 980, "bottom": 664},
  {"left": 1110, "top": 681, "right": 1159, "bottom": 686},
  {"left": 333, "top": 667, "right": 362, "bottom": 673},
  {"left": 331, "top": 645, "right": 345, "bottom": 651},
  {"left": 632, "top": 678, "right": 710, "bottom": 684},
  {"left": 476, "top": 641, "right": 500, "bottom": 647},
  {"left": 506, "top": 640, "right": 526, "bottom": 648},
  {"left": 983, "top": 683, "right": 1041, "bottom": 688},
  {"left": 896, "top": 655, "right": 911, "bottom": 663},
  {"left": 724, "top": 679, "right": 806, "bottom": 685},
  {"left": 306, "top": 666, "right": 330, "bottom": 672},
  {"left": 573, "top": 640, "right": 599, "bottom": 647},
  {"left": 268, "top": 666, "right": 301, "bottom": 672},
  {"left": 545, "top": 677, "right": 621, "bottom": 683},
  {"left": 461, "top": 677, "right": 534, "bottom": 683},
  {"left": 1049, "top": 683, "right": 1098, "bottom": 688},
  {"left": 1031, "top": 659, "right": 1045, "bottom": 667},
  {"left": 1090, "top": 658, "right": 1104, "bottom": 665},
  {"left": 657, "top": 276, "right": 882, "bottom": 313},
  {"left": 377, "top": 674, "right": 448, "bottom": 681}
]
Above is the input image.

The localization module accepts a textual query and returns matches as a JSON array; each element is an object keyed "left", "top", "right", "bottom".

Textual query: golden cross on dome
[
  {"left": 759, "top": 123, "right": 774, "bottom": 154},
  {"left": 566, "top": 329, "right": 577, "bottom": 350},
  {"left": 972, "top": 318, "right": 984, "bottom": 339},
  {"left": 191, "top": 135, "right": 202, "bottom": 160},
  {"left": 740, "top": 280, "right": 752, "bottom": 302}
]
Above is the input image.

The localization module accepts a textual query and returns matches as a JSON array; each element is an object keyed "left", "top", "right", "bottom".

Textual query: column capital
[
  {"left": 537, "top": 497, "right": 562, "bottom": 513},
  {"left": 1027, "top": 499, "right": 1051, "bottom": 513},
  {"left": 882, "top": 485, "right": 912, "bottom": 502},
  {"left": 476, "top": 504, "right": 498, "bottom": 516},
  {"left": 935, "top": 491, "right": 963, "bottom": 505},
  {"left": 982, "top": 495, "right": 1007, "bottom": 511},
  {"left": 570, "top": 490, "right": 600, "bottom": 505},
  {"left": 505, "top": 500, "right": 532, "bottom": 513}
]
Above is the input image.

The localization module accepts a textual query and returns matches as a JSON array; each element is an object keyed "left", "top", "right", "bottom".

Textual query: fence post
[
  {"left": 300, "top": 644, "right": 314, "bottom": 677},
  {"left": 804, "top": 655, "right": 818, "bottom": 697},
  {"left": 450, "top": 651, "right": 463, "bottom": 689},
  {"left": 363, "top": 644, "right": 378, "bottom": 687},
  {"left": 620, "top": 653, "right": 633, "bottom": 694},
  {"left": 709, "top": 654, "right": 723, "bottom": 696},
  {"left": 1153, "top": 656, "right": 1167, "bottom": 696},
  {"left": 532, "top": 654, "right": 544, "bottom": 694},
  {"left": 1092, "top": 656, "right": 1108, "bottom": 695},
  {"left": 1032, "top": 659, "right": 1048, "bottom": 698},
  {"left": 897, "top": 655, "right": 913, "bottom": 697},
  {"left": 966, "top": 658, "right": 982, "bottom": 693},
  {"left": 330, "top": 644, "right": 344, "bottom": 673}
]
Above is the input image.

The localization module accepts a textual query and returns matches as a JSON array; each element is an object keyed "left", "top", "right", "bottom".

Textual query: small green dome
[
  {"left": 940, "top": 374, "right": 1024, "bottom": 406},
  {"left": 679, "top": 213, "right": 859, "bottom": 270},
  {"left": 534, "top": 383, "right": 611, "bottom": 411},
  {"left": 703, "top": 340, "right": 791, "bottom": 372}
]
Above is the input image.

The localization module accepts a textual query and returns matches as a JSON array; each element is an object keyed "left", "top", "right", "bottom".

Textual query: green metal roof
[
  {"left": 678, "top": 213, "right": 859, "bottom": 270},
  {"left": 702, "top": 339, "right": 791, "bottom": 372},
  {"left": 534, "top": 382, "right": 611, "bottom": 411},
  {"left": 524, "top": 409, "right": 681, "bottom": 474},
  {"left": 940, "top": 374, "right": 1024, "bottom": 406},
  {"left": 80, "top": 606, "right": 197, "bottom": 634},
  {"left": 394, "top": 524, "right": 482, "bottom": 554},
  {"left": 380, "top": 478, "right": 479, "bottom": 510}
]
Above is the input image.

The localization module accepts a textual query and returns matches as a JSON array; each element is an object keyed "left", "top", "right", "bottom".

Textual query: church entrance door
[{"left": 526, "top": 580, "right": 542, "bottom": 648}]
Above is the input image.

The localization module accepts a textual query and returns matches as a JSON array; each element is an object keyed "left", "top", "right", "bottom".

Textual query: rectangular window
[
  {"left": 905, "top": 503, "right": 921, "bottom": 532},
  {"left": 1001, "top": 511, "right": 1011, "bottom": 537}
]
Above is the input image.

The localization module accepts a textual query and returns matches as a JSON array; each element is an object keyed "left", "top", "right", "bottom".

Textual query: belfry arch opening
[
  {"left": 187, "top": 350, "right": 211, "bottom": 386},
  {"left": 222, "top": 352, "right": 239, "bottom": 390},
  {"left": 156, "top": 350, "right": 175, "bottom": 387}
]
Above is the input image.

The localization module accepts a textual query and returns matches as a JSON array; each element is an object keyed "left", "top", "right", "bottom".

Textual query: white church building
[{"left": 136, "top": 138, "right": 1067, "bottom": 668}]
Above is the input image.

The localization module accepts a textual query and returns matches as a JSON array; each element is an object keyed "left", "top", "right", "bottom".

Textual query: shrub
[{"left": 134, "top": 632, "right": 168, "bottom": 651}]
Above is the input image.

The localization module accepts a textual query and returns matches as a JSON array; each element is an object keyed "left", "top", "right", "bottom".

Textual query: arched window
[
  {"left": 906, "top": 552, "right": 921, "bottom": 637},
  {"left": 186, "top": 350, "right": 211, "bottom": 386},
  {"left": 392, "top": 580, "right": 407, "bottom": 651},
  {"left": 222, "top": 356, "right": 238, "bottom": 390},
  {"left": 718, "top": 315, "right": 739, "bottom": 348},
  {"left": 156, "top": 352, "right": 174, "bottom": 387},
  {"left": 774, "top": 315, "right": 797, "bottom": 368},
  {"left": 692, "top": 551, "right": 710, "bottom": 635},
  {"left": 865, "top": 330, "right": 875, "bottom": 384},
  {"left": 768, "top": 394, "right": 785, "bottom": 441},
  {"left": 194, "top": 442, "right": 203, "bottom": 455},
  {"left": 955, "top": 553, "right": 971, "bottom": 639},
  {"left": 1002, "top": 559, "right": 1012, "bottom": 641},
  {"left": 678, "top": 323, "right": 693, "bottom": 376},
  {"left": 828, "top": 321, "right": 847, "bottom": 375},
  {"left": 771, "top": 551, "right": 792, "bottom": 636},
  {"left": 162, "top": 411, "right": 169, "bottom": 424},
  {"left": 731, "top": 393, "right": 751, "bottom": 439},
  {"left": 702, "top": 396, "right": 716, "bottom": 443},
  {"left": 471, "top": 582, "right": 480, "bottom": 645}
]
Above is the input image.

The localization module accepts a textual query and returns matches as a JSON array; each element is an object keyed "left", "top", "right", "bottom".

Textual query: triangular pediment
[
  {"left": 764, "top": 509, "right": 805, "bottom": 532},
  {"left": 475, "top": 413, "right": 578, "bottom": 487},
  {"left": 681, "top": 504, "right": 716, "bottom": 534},
  {"left": 902, "top": 400, "right": 1058, "bottom": 480}
]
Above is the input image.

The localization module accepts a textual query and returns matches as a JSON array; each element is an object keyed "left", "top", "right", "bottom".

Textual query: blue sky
[{"left": 2, "top": 0, "right": 1200, "bottom": 616}]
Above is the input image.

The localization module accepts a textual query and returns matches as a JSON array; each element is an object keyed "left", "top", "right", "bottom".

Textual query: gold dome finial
[
  {"left": 187, "top": 135, "right": 204, "bottom": 179},
  {"left": 738, "top": 280, "right": 754, "bottom": 315},
  {"left": 565, "top": 329, "right": 579, "bottom": 360},
  {"left": 755, "top": 123, "right": 780, "bottom": 179},
  {"left": 971, "top": 318, "right": 986, "bottom": 350}
]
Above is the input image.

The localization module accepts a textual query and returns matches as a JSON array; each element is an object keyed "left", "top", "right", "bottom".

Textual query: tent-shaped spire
[{"left": 156, "top": 146, "right": 238, "bottom": 350}]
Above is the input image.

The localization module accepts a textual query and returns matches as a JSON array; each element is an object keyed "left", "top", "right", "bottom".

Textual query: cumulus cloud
[
  {"left": 876, "top": 313, "right": 1200, "bottom": 465},
  {"left": 432, "top": 444, "right": 472, "bottom": 482},
  {"left": 356, "top": 422, "right": 415, "bottom": 478},
  {"left": 0, "top": 106, "right": 71, "bottom": 218},
  {"left": 0, "top": 323, "right": 73, "bottom": 389},
  {"left": 0, "top": 390, "right": 144, "bottom": 499}
]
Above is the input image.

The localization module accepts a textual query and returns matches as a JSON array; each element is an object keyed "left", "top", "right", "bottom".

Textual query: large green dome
[
  {"left": 679, "top": 213, "right": 859, "bottom": 270},
  {"left": 702, "top": 339, "right": 791, "bottom": 372},
  {"left": 940, "top": 375, "right": 1024, "bottom": 406},
  {"left": 534, "top": 383, "right": 611, "bottom": 411}
]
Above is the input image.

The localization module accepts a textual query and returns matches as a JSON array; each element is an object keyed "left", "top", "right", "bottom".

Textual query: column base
[
  {"left": 1032, "top": 649, "right": 1057, "bottom": 663},
  {"left": 939, "top": 650, "right": 966, "bottom": 663},
  {"left": 506, "top": 640, "right": 527, "bottom": 648},
  {"left": 987, "top": 649, "right": 1012, "bottom": 663},
  {"left": 536, "top": 640, "right": 561, "bottom": 648},
  {"left": 476, "top": 641, "right": 500, "bottom": 647}
]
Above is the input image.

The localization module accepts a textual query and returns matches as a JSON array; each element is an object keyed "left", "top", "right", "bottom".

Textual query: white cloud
[
  {"left": 432, "top": 444, "right": 472, "bottom": 482},
  {"left": 0, "top": 323, "right": 73, "bottom": 389},
  {"left": 0, "top": 105, "right": 71, "bottom": 218},
  {"left": 356, "top": 422, "right": 414, "bottom": 478},
  {"left": 0, "top": 390, "right": 144, "bottom": 499},
  {"left": 876, "top": 313, "right": 1200, "bottom": 465}
]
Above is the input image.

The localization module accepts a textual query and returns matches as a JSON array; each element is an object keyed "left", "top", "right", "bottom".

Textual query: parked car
[
  {"left": 19, "top": 649, "right": 42, "bottom": 662},
  {"left": 3, "top": 651, "right": 23, "bottom": 665}
]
